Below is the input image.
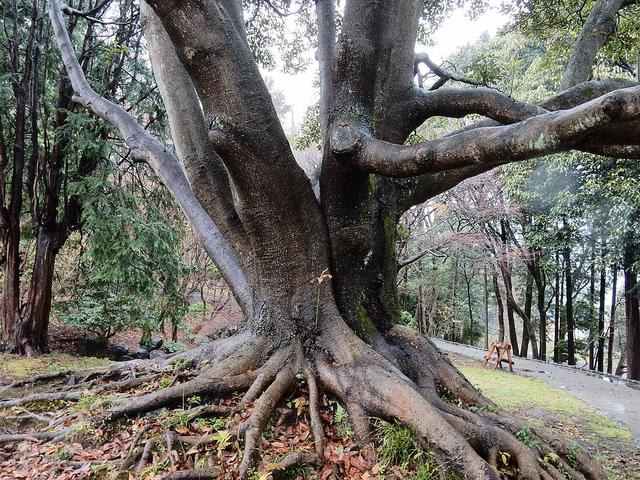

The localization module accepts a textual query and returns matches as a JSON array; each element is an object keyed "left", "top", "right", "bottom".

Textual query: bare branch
[
  {"left": 60, "top": 0, "right": 112, "bottom": 17},
  {"left": 61, "top": 1, "right": 131, "bottom": 26},
  {"left": 398, "top": 249, "right": 433, "bottom": 269},
  {"left": 414, "top": 52, "right": 492, "bottom": 90}
]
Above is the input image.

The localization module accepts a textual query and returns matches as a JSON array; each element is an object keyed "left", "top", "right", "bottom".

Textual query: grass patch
[
  {"left": 585, "top": 418, "right": 634, "bottom": 442},
  {"left": 0, "top": 353, "right": 110, "bottom": 380},
  {"left": 457, "top": 362, "right": 634, "bottom": 441},
  {"left": 457, "top": 364, "right": 585, "bottom": 413},
  {"left": 454, "top": 357, "right": 639, "bottom": 479}
]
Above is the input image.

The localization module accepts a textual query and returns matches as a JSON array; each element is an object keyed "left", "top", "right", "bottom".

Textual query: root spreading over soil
[{"left": 0, "top": 327, "right": 612, "bottom": 479}]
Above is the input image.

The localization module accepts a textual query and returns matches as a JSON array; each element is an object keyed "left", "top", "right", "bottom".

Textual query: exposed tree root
[
  {"left": 262, "top": 451, "right": 319, "bottom": 476},
  {"left": 0, "top": 326, "right": 610, "bottom": 479},
  {"left": 238, "top": 367, "right": 296, "bottom": 477},
  {"left": 0, "top": 429, "right": 70, "bottom": 444},
  {"left": 160, "top": 468, "right": 222, "bottom": 480},
  {"left": 304, "top": 366, "right": 325, "bottom": 455}
]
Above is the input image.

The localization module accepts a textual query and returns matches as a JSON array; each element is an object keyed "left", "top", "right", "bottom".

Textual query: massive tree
[{"left": 4, "top": 0, "right": 638, "bottom": 477}]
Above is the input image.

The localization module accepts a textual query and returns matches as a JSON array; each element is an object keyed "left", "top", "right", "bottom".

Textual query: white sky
[{"left": 266, "top": 2, "right": 511, "bottom": 129}]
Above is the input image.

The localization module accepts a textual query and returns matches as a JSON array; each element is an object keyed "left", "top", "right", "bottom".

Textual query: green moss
[
  {"left": 0, "top": 353, "right": 110, "bottom": 380},
  {"left": 382, "top": 214, "right": 396, "bottom": 240},
  {"left": 586, "top": 419, "right": 633, "bottom": 441},
  {"left": 458, "top": 365, "right": 584, "bottom": 412},
  {"left": 356, "top": 304, "right": 377, "bottom": 337},
  {"left": 368, "top": 174, "right": 378, "bottom": 193}
]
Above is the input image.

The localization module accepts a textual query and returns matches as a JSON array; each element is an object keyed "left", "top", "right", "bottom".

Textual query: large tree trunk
[{"left": 18, "top": 230, "right": 59, "bottom": 354}]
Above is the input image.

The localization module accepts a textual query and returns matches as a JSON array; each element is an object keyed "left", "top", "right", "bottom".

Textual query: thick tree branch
[
  {"left": 47, "top": 0, "right": 252, "bottom": 313},
  {"left": 149, "top": 0, "right": 332, "bottom": 294},
  {"left": 561, "top": 0, "right": 627, "bottom": 89},
  {"left": 315, "top": 0, "right": 335, "bottom": 138},
  {"left": 400, "top": 87, "right": 548, "bottom": 135},
  {"left": 396, "top": 78, "right": 640, "bottom": 210},
  {"left": 139, "top": 2, "right": 252, "bottom": 271},
  {"left": 333, "top": 85, "right": 640, "bottom": 177}
]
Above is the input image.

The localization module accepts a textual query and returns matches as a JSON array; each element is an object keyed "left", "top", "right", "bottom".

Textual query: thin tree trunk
[
  {"left": 452, "top": 258, "right": 459, "bottom": 342},
  {"left": 535, "top": 261, "right": 547, "bottom": 360},
  {"left": 607, "top": 264, "right": 617, "bottom": 374},
  {"left": 615, "top": 349, "right": 626, "bottom": 376},
  {"left": 589, "top": 236, "right": 596, "bottom": 370},
  {"left": 505, "top": 285, "right": 520, "bottom": 356},
  {"left": 624, "top": 233, "right": 640, "bottom": 380},
  {"left": 483, "top": 266, "right": 489, "bottom": 350},
  {"left": 2, "top": 51, "right": 28, "bottom": 354},
  {"left": 554, "top": 251, "right": 561, "bottom": 363},
  {"left": 596, "top": 243, "right": 606, "bottom": 372},
  {"left": 492, "top": 272, "right": 505, "bottom": 342},
  {"left": 465, "top": 269, "right": 474, "bottom": 345},
  {"left": 564, "top": 247, "right": 576, "bottom": 365},
  {"left": 415, "top": 284, "right": 425, "bottom": 334},
  {"left": 521, "top": 272, "right": 533, "bottom": 358}
]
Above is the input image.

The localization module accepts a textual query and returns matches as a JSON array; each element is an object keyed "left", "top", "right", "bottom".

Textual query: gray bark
[{"left": 561, "top": 0, "right": 627, "bottom": 89}]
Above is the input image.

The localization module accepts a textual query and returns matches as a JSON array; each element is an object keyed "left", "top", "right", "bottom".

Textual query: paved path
[{"left": 432, "top": 338, "right": 640, "bottom": 443}]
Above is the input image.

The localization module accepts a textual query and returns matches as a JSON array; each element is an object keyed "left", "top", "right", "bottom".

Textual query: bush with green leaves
[{"left": 55, "top": 164, "right": 190, "bottom": 345}]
